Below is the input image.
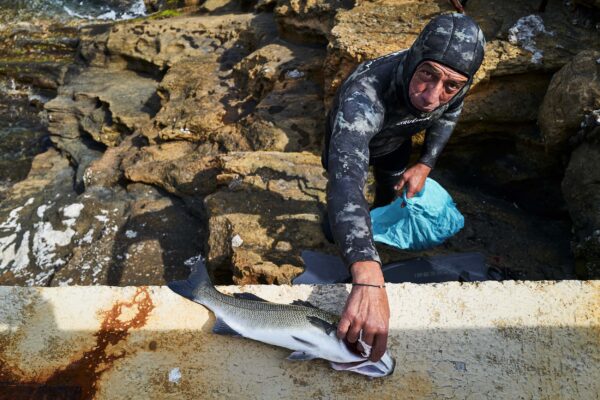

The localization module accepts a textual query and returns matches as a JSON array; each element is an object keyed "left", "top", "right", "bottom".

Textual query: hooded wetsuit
[{"left": 322, "top": 13, "right": 485, "bottom": 267}]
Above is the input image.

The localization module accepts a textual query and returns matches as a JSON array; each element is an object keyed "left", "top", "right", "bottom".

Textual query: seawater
[{"left": 0, "top": 0, "right": 146, "bottom": 23}]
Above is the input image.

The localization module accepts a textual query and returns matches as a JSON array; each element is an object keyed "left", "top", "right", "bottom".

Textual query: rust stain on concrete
[{"left": 0, "top": 287, "right": 154, "bottom": 400}]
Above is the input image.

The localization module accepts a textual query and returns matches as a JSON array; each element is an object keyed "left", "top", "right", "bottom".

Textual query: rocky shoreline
[{"left": 0, "top": 0, "right": 599, "bottom": 286}]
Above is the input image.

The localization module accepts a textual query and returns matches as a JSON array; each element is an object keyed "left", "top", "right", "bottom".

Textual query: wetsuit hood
[{"left": 396, "top": 13, "right": 486, "bottom": 116}]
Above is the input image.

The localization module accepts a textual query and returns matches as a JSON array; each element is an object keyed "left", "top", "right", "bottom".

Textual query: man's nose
[{"left": 422, "top": 81, "right": 443, "bottom": 107}]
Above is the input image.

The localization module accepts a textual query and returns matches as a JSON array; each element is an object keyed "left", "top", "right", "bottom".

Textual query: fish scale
[{"left": 197, "top": 285, "right": 339, "bottom": 327}]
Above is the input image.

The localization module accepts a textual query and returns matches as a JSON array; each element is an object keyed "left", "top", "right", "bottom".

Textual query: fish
[{"left": 168, "top": 260, "right": 396, "bottom": 378}]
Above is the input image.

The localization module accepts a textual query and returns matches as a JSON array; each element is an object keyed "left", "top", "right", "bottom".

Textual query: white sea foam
[{"left": 63, "top": 0, "right": 146, "bottom": 21}]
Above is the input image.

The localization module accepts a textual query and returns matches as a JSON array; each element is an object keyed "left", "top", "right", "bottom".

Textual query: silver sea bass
[{"left": 168, "top": 260, "right": 395, "bottom": 378}]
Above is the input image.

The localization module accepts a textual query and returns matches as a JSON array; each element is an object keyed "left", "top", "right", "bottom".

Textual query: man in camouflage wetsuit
[{"left": 322, "top": 13, "right": 485, "bottom": 361}]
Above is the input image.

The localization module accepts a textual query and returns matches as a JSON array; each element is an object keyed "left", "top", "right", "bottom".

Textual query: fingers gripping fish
[{"left": 168, "top": 261, "right": 396, "bottom": 378}]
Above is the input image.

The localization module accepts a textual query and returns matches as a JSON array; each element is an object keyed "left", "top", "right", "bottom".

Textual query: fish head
[
  {"left": 319, "top": 331, "right": 396, "bottom": 378},
  {"left": 330, "top": 350, "right": 396, "bottom": 378},
  {"left": 303, "top": 315, "right": 396, "bottom": 378}
]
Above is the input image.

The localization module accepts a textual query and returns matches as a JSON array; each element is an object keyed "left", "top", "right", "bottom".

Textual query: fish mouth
[
  {"left": 330, "top": 353, "right": 396, "bottom": 378},
  {"left": 331, "top": 336, "right": 395, "bottom": 377}
]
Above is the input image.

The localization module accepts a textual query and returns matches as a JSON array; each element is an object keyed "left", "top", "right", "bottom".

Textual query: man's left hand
[{"left": 394, "top": 163, "right": 432, "bottom": 199}]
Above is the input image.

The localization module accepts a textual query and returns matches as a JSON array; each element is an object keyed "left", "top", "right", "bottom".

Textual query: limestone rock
[
  {"left": 275, "top": 0, "right": 355, "bottom": 44},
  {"left": 144, "top": 0, "right": 203, "bottom": 12},
  {"left": 45, "top": 67, "right": 160, "bottom": 147},
  {"left": 122, "top": 140, "right": 221, "bottom": 197},
  {"left": 0, "top": 147, "right": 205, "bottom": 286},
  {"left": 233, "top": 41, "right": 325, "bottom": 100},
  {"left": 147, "top": 55, "right": 251, "bottom": 149},
  {"left": 204, "top": 151, "right": 334, "bottom": 284},
  {"left": 0, "top": 19, "right": 79, "bottom": 89},
  {"left": 234, "top": 41, "right": 326, "bottom": 152},
  {"left": 0, "top": 148, "right": 77, "bottom": 285},
  {"left": 51, "top": 183, "right": 204, "bottom": 286},
  {"left": 0, "top": 88, "right": 49, "bottom": 201},
  {"left": 241, "top": 79, "right": 325, "bottom": 152},
  {"left": 105, "top": 13, "right": 270, "bottom": 74},
  {"left": 538, "top": 50, "right": 600, "bottom": 153}
]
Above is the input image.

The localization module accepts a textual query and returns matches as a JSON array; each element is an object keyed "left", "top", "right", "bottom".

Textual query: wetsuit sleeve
[
  {"left": 326, "top": 84, "right": 385, "bottom": 267},
  {"left": 418, "top": 101, "right": 464, "bottom": 169}
]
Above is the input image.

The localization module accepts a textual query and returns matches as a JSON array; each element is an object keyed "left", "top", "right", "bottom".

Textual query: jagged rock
[
  {"left": 538, "top": 50, "right": 600, "bottom": 154},
  {"left": 51, "top": 183, "right": 204, "bottom": 286},
  {"left": 47, "top": 67, "right": 160, "bottom": 145},
  {"left": 104, "top": 13, "right": 276, "bottom": 75},
  {"left": 562, "top": 115, "right": 600, "bottom": 279},
  {"left": 44, "top": 67, "right": 160, "bottom": 187},
  {"left": 0, "top": 88, "right": 49, "bottom": 200},
  {"left": 0, "top": 147, "right": 204, "bottom": 286},
  {"left": 241, "top": 78, "right": 324, "bottom": 152},
  {"left": 200, "top": 0, "right": 246, "bottom": 13},
  {"left": 255, "top": 0, "right": 277, "bottom": 12},
  {"left": 144, "top": 0, "right": 203, "bottom": 12},
  {"left": 204, "top": 151, "right": 334, "bottom": 284},
  {"left": 233, "top": 41, "right": 325, "bottom": 99},
  {"left": 78, "top": 22, "right": 113, "bottom": 68},
  {"left": 122, "top": 140, "right": 221, "bottom": 196},
  {"left": 0, "top": 19, "right": 79, "bottom": 89},
  {"left": 0, "top": 148, "right": 76, "bottom": 285},
  {"left": 98, "top": 13, "right": 279, "bottom": 147},
  {"left": 275, "top": 0, "right": 354, "bottom": 44},
  {"left": 234, "top": 41, "right": 326, "bottom": 152},
  {"left": 147, "top": 55, "right": 252, "bottom": 148}
]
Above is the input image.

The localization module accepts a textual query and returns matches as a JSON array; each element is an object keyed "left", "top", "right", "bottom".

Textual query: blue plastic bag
[{"left": 370, "top": 178, "right": 464, "bottom": 250}]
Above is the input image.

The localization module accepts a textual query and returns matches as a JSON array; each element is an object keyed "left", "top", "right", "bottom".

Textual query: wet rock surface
[
  {"left": 1, "top": 1, "right": 598, "bottom": 285},
  {"left": 562, "top": 113, "right": 600, "bottom": 279},
  {"left": 538, "top": 50, "right": 600, "bottom": 154}
]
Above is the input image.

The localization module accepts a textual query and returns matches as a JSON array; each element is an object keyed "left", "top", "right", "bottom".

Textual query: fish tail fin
[{"left": 168, "top": 257, "right": 213, "bottom": 300}]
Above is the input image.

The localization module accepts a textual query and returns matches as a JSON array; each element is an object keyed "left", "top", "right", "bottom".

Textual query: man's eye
[{"left": 446, "top": 83, "right": 460, "bottom": 92}]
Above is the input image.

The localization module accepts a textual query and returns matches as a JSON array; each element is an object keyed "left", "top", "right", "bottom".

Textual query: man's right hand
[{"left": 337, "top": 261, "right": 390, "bottom": 362}]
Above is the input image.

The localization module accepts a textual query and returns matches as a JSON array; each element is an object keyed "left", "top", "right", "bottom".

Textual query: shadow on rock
[{"left": 107, "top": 199, "right": 205, "bottom": 286}]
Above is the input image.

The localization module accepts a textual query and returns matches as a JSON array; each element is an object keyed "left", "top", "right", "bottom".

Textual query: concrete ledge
[{"left": 0, "top": 281, "right": 598, "bottom": 399}]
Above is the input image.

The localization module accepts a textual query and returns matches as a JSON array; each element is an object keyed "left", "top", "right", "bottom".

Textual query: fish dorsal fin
[
  {"left": 212, "top": 317, "right": 241, "bottom": 336},
  {"left": 233, "top": 292, "right": 268, "bottom": 302},
  {"left": 307, "top": 316, "right": 337, "bottom": 335},
  {"left": 291, "top": 300, "right": 318, "bottom": 308},
  {"left": 287, "top": 351, "right": 318, "bottom": 361}
]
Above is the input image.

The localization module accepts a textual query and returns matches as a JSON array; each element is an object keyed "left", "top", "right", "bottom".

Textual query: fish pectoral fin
[
  {"left": 212, "top": 317, "right": 241, "bottom": 336},
  {"left": 287, "top": 351, "right": 318, "bottom": 361},
  {"left": 306, "top": 316, "right": 337, "bottom": 335},
  {"left": 291, "top": 300, "right": 318, "bottom": 308},
  {"left": 233, "top": 292, "right": 268, "bottom": 302}
]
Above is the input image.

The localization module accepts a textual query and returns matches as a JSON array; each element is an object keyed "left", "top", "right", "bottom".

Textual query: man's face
[{"left": 408, "top": 61, "right": 468, "bottom": 113}]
